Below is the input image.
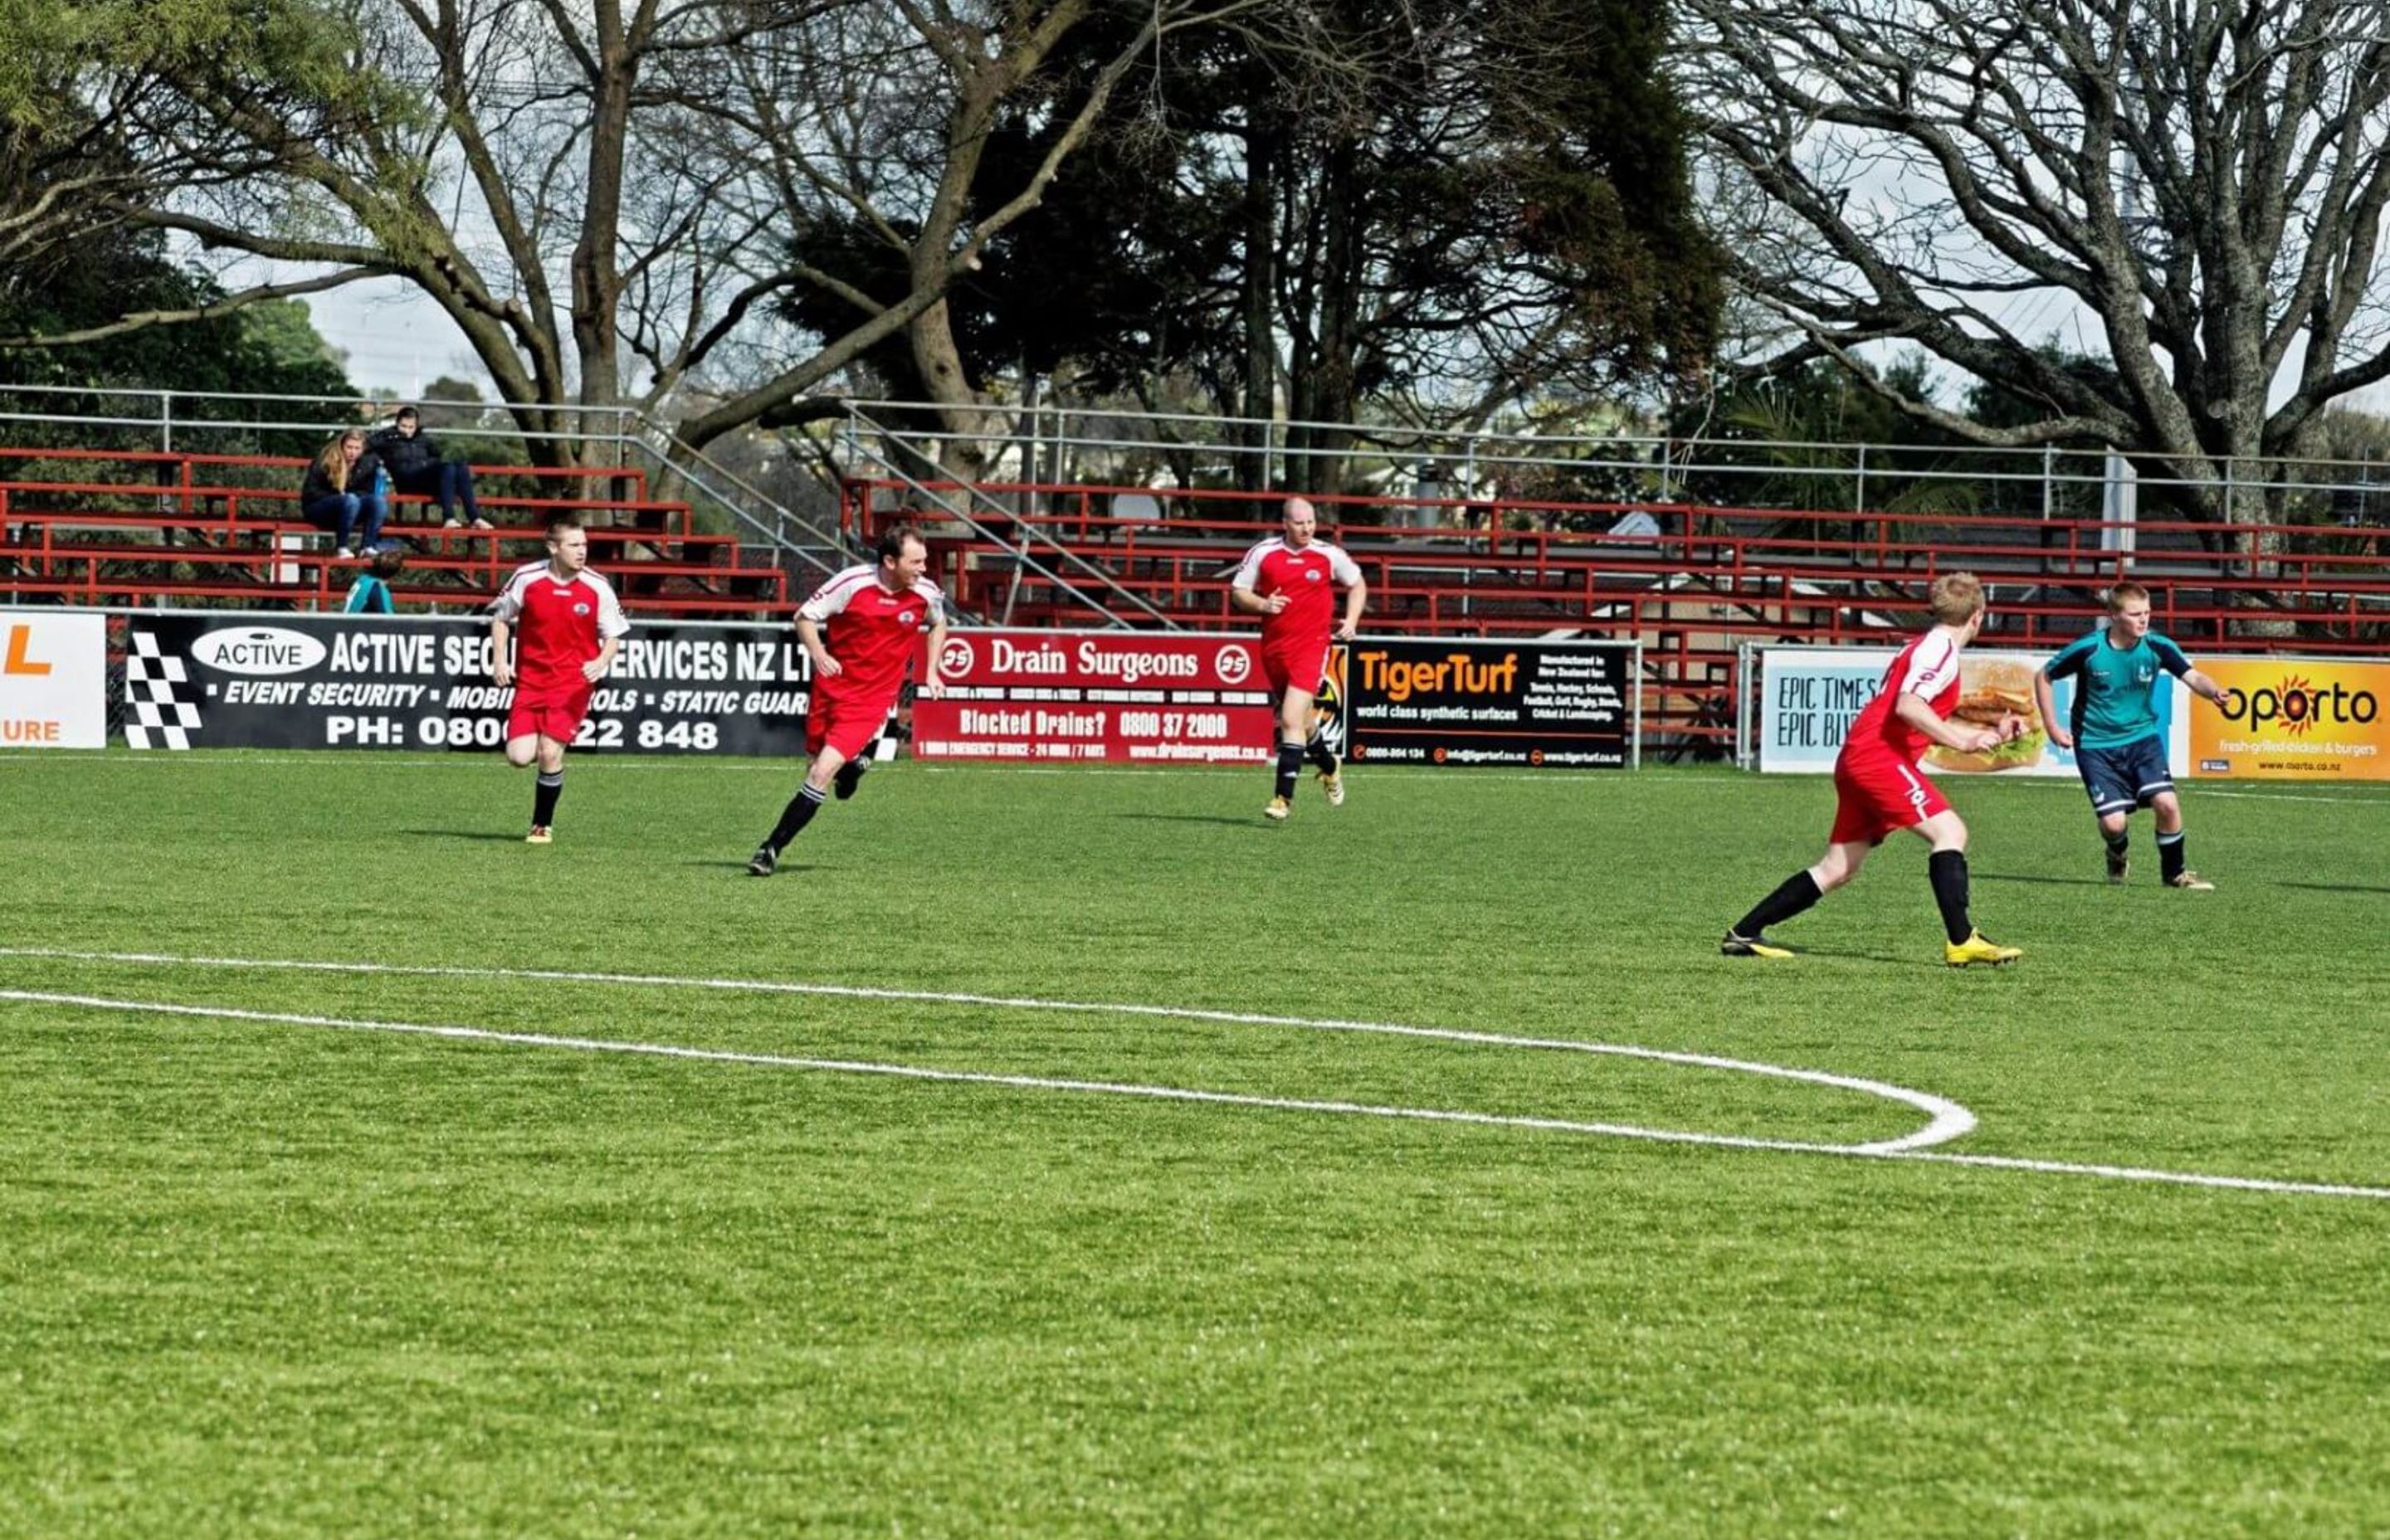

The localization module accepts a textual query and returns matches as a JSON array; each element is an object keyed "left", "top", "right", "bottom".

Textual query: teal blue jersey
[
  {"left": 2041, "top": 626, "right": 2192, "bottom": 750},
  {"left": 344, "top": 573, "right": 393, "bottom": 614}
]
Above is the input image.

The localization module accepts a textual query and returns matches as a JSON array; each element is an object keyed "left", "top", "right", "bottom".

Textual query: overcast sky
[
  {"left": 288, "top": 261, "right": 2390, "bottom": 424},
  {"left": 300, "top": 276, "right": 490, "bottom": 401}
]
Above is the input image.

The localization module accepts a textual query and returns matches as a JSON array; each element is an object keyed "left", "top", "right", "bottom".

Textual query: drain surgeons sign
[{"left": 121, "top": 613, "right": 816, "bottom": 754}]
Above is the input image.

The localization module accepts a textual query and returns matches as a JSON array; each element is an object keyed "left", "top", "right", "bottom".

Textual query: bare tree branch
[
  {"left": 0, "top": 266, "right": 387, "bottom": 349},
  {"left": 1680, "top": 0, "right": 2390, "bottom": 510}
]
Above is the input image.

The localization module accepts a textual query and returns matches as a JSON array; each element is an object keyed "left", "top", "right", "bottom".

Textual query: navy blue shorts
[{"left": 2075, "top": 734, "right": 2172, "bottom": 816}]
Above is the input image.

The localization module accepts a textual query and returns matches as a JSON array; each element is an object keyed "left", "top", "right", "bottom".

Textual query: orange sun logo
[{"left": 2275, "top": 675, "right": 2315, "bottom": 735}]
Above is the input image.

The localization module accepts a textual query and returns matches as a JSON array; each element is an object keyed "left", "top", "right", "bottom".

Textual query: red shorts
[
  {"left": 807, "top": 686, "right": 895, "bottom": 762},
  {"left": 507, "top": 685, "right": 593, "bottom": 745},
  {"left": 1830, "top": 751, "right": 1951, "bottom": 845},
  {"left": 1262, "top": 635, "right": 1333, "bottom": 699}
]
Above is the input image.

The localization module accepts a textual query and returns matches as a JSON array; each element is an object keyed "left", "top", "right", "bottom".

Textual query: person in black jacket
[
  {"left": 299, "top": 429, "right": 388, "bottom": 558},
  {"left": 368, "top": 405, "right": 489, "bottom": 529}
]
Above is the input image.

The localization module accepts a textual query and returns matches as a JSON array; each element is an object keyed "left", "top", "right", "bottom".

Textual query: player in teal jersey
[{"left": 2033, "top": 581, "right": 2231, "bottom": 889}]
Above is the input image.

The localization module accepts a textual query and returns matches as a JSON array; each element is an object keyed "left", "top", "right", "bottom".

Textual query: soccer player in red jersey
[
  {"left": 1722, "top": 571, "right": 2026, "bottom": 967},
  {"left": 1231, "top": 495, "right": 1367, "bottom": 821},
  {"left": 747, "top": 524, "right": 948, "bottom": 875},
  {"left": 489, "top": 515, "right": 628, "bottom": 843}
]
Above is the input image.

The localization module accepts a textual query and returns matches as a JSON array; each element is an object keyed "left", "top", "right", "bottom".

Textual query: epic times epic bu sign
[{"left": 913, "top": 630, "right": 1275, "bottom": 763}]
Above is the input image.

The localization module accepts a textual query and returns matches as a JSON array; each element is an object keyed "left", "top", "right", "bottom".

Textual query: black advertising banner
[
  {"left": 1344, "top": 636, "right": 1635, "bottom": 768},
  {"left": 122, "top": 612, "right": 817, "bottom": 755}
]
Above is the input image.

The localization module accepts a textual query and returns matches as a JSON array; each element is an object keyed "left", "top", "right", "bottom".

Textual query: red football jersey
[
  {"left": 800, "top": 564, "right": 944, "bottom": 704},
  {"left": 491, "top": 561, "right": 629, "bottom": 695},
  {"left": 1231, "top": 537, "right": 1363, "bottom": 646},
  {"left": 1841, "top": 627, "right": 1963, "bottom": 768}
]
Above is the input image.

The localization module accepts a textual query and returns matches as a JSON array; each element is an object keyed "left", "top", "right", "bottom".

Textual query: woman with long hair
[{"left": 299, "top": 429, "right": 388, "bottom": 558}]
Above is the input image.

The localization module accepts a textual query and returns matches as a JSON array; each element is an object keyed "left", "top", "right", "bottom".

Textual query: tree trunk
[
  {"left": 1237, "top": 115, "right": 1280, "bottom": 498},
  {"left": 910, "top": 293, "right": 997, "bottom": 480},
  {"left": 1308, "top": 137, "right": 1364, "bottom": 501}
]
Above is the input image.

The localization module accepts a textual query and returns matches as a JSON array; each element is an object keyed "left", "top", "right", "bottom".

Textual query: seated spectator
[
  {"left": 344, "top": 545, "right": 404, "bottom": 613},
  {"left": 369, "top": 405, "right": 490, "bottom": 530},
  {"left": 300, "top": 429, "right": 388, "bottom": 558}
]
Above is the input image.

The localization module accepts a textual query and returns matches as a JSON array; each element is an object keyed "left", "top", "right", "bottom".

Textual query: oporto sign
[
  {"left": 191, "top": 627, "right": 330, "bottom": 676},
  {"left": 2217, "top": 674, "right": 2378, "bottom": 734}
]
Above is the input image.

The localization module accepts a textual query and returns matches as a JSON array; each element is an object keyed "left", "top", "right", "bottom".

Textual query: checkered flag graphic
[{"left": 123, "top": 630, "right": 202, "bottom": 750}]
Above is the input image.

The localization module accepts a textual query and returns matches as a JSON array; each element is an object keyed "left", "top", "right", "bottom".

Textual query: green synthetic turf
[{"left": 2, "top": 752, "right": 2385, "bottom": 1538}]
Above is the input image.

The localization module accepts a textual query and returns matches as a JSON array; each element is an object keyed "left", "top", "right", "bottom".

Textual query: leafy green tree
[
  {"left": 1, "top": 222, "right": 355, "bottom": 455},
  {"left": 407, "top": 376, "right": 527, "bottom": 471},
  {"left": 0, "top": 0, "right": 394, "bottom": 305},
  {"left": 789, "top": 0, "right": 1720, "bottom": 493},
  {"left": 1675, "top": 353, "right": 1979, "bottom": 516}
]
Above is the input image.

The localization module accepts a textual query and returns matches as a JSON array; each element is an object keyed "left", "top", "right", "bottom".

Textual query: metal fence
[
  {"left": 830, "top": 397, "right": 2390, "bottom": 534},
  {"left": 0, "top": 384, "right": 858, "bottom": 586},
  {"left": 13, "top": 383, "right": 2388, "bottom": 535}
]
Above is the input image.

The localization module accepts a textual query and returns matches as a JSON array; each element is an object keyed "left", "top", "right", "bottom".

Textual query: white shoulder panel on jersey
[
  {"left": 1230, "top": 538, "right": 1283, "bottom": 591},
  {"left": 488, "top": 559, "right": 549, "bottom": 621},
  {"left": 1900, "top": 633, "right": 1960, "bottom": 698},
  {"left": 799, "top": 564, "right": 878, "bottom": 623},
  {"left": 576, "top": 569, "right": 632, "bottom": 638}
]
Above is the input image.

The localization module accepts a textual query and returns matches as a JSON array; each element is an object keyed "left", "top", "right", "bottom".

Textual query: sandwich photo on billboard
[{"left": 1924, "top": 657, "right": 2046, "bottom": 772}]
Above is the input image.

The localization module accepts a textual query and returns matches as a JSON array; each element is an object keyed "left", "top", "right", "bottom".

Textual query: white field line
[
  {"left": 0, "top": 946, "right": 1968, "bottom": 1153},
  {"left": 1893, "top": 1148, "right": 2390, "bottom": 1199},
  {"left": 0, "top": 988, "right": 1918, "bottom": 1160},
  {"left": 5, "top": 982, "right": 2385, "bottom": 1202}
]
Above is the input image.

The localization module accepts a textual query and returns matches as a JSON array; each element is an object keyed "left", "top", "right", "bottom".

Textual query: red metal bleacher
[
  {"left": 0, "top": 447, "right": 793, "bottom": 616},
  {"left": 843, "top": 477, "right": 2390, "bottom": 749}
]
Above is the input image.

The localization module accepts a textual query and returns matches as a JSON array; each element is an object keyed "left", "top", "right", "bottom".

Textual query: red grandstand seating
[
  {"left": 842, "top": 476, "right": 2390, "bottom": 751},
  {"left": 0, "top": 446, "right": 793, "bottom": 616}
]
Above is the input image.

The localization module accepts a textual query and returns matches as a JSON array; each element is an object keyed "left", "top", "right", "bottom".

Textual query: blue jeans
[
  {"left": 393, "top": 462, "right": 480, "bottom": 521},
  {"left": 302, "top": 491, "right": 388, "bottom": 550}
]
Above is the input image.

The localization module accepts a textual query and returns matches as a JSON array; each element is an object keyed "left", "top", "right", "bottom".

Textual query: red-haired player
[
  {"left": 1723, "top": 571, "right": 2024, "bottom": 967},
  {"left": 489, "top": 515, "right": 628, "bottom": 843}
]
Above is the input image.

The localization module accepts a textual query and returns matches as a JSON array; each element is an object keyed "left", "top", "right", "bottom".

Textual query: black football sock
[
  {"left": 1928, "top": 849, "right": 1974, "bottom": 944},
  {"left": 1305, "top": 733, "right": 1339, "bottom": 776},
  {"left": 532, "top": 769, "right": 563, "bottom": 827},
  {"left": 764, "top": 782, "right": 827, "bottom": 849},
  {"left": 2103, "top": 828, "right": 2129, "bottom": 857},
  {"left": 1733, "top": 870, "right": 1822, "bottom": 938},
  {"left": 1274, "top": 742, "right": 1303, "bottom": 799},
  {"left": 2158, "top": 831, "right": 2187, "bottom": 882},
  {"left": 833, "top": 758, "right": 868, "bottom": 800}
]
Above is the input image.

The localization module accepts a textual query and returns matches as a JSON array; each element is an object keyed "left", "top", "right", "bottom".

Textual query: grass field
[{"left": 2, "top": 749, "right": 2387, "bottom": 1537}]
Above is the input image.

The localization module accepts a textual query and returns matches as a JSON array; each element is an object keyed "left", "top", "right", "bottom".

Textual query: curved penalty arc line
[
  {"left": 7, "top": 987, "right": 2388, "bottom": 1201},
  {"left": 0, "top": 946, "right": 1969, "bottom": 1154},
  {"left": 1, "top": 988, "right": 1935, "bottom": 1162}
]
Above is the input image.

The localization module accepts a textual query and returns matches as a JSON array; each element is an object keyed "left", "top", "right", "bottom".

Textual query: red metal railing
[
  {"left": 841, "top": 475, "right": 2390, "bottom": 745},
  {"left": 0, "top": 446, "right": 801, "bottom": 616}
]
